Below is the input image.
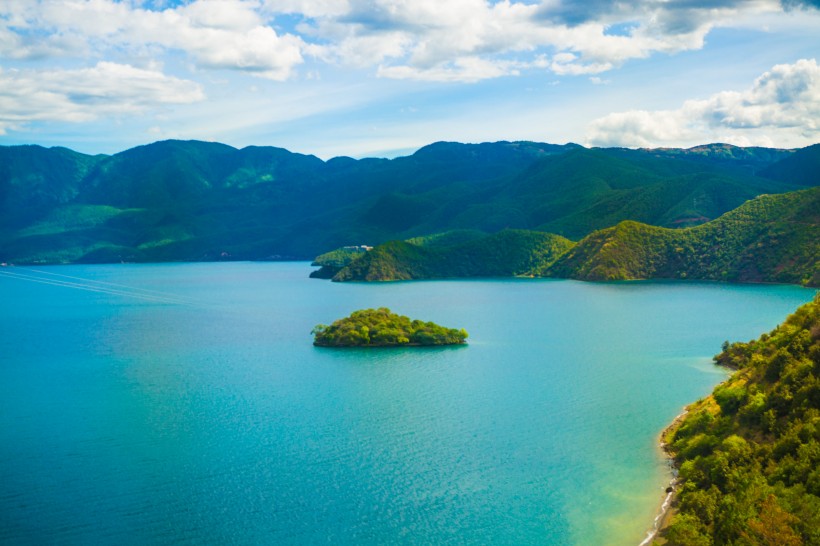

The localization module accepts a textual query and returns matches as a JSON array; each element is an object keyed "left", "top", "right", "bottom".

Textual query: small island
[{"left": 312, "top": 307, "right": 468, "bottom": 347}]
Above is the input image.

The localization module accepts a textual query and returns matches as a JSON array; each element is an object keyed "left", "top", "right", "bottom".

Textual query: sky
[{"left": 0, "top": 0, "right": 818, "bottom": 159}]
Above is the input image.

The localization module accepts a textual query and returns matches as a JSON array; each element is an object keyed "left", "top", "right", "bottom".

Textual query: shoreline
[
  {"left": 641, "top": 360, "right": 740, "bottom": 545},
  {"left": 638, "top": 409, "right": 688, "bottom": 546}
]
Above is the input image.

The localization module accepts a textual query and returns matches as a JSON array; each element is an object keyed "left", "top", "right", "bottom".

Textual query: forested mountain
[
  {"left": 331, "top": 187, "right": 820, "bottom": 286},
  {"left": 0, "top": 145, "right": 105, "bottom": 229},
  {"left": 661, "top": 293, "right": 820, "bottom": 545},
  {"left": 332, "top": 230, "right": 574, "bottom": 281},
  {"left": 0, "top": 139, "right": 813, "bottom": 265},
  {"left": 548, "top": 187, "right": 820, "bottom": 286},
  {"left": 760, "top": 144, "right": 820, "bottom": 187}
]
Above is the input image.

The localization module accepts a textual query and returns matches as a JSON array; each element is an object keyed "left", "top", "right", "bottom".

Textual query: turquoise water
[{"left": 0, "top": 263, "right": 815, "bottom": 545}]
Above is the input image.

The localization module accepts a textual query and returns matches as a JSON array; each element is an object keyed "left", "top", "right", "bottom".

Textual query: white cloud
[
  {"left": 0, "top": 62, "right": 204, "bottom": 134},
  {"left": 586, "top": 58, "right": 820, "bottom": 148},
  {"left": 378, "top": 57, "right": 521, "bottom": 83},
  {"left": 586, "top": 110, "right": 697, "bottom": 148},
  {"left": 1, "top": 0, "right": 305, "bottom": 80},
  {"left": 288, "top": 0, "right": 797, "bottom": 81},
  {"left": 550, "top": 52, "right": 613, "bottom": 75},
  {"left": 0, "top": 0, "right": 818, "bottom": 84},
  {"left": 307, "top": 30, "right": 411, "bottom": 68},
  {"left": 178, "top": 1, "right": 262, "bottom": 31},
  {"left": 0, "top": 24, "right": 88, "bottom": 60},
  {"left": 264, "top": 0, "right": 351, "bottom": 18},
  {"left": 300, "top": 0, "right": 547, "bottom": 81}
]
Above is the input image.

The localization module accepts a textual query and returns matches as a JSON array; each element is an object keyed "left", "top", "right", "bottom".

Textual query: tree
[{"left": 741, "top": 495, "right": 802, "bottom": 546}]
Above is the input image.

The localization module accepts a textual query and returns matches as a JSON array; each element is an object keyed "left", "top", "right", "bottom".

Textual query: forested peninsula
[
  {"left": 316, "top": 186, "right": 820, "bottom": 286},
  {"left": 657, "top": 293, "right": 820, "bottom": 545},
  {"left": 312, "top": 308, "right": 468, "bottom": 347}
]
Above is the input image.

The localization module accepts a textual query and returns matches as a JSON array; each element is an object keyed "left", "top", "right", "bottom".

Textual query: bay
[{"left": 0, "top": 262, "right": 815, "bottom": 545}]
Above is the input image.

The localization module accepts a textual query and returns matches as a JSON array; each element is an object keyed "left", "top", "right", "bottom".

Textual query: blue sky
[{"left": 0, "top": 0, "right": 818, "bottom": 158}]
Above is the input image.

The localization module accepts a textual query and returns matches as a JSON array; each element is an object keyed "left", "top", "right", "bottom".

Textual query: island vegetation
[
  {"left": 312, "top": 308, "right": 468, "bottom": 347},
  {"left": 658, "top": 292, "right": 820, "bottom": 545}
]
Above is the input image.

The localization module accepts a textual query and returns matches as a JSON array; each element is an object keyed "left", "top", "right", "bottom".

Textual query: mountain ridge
[
  {"left": 330, "top": 187, "right": 820, "bottom": 287},
  {"left": 0, "top": 139, "right": 815, "bottom": 265}
]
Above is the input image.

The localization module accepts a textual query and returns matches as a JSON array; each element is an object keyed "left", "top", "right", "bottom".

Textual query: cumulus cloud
[
  {"left": 0, "top": 0, "right": 816, "bottom": 86},
  {"left": 586, "top": 58, "right": 820, "bottom": 148},
  {"left": 0, "top": 62, "right": 204, "bottom": 134},
  {"left": 0, "top": 0, "right": 304, "bottom": 80},
  {"left": 288, "top": 0, "right": 795, "bottom": 82}
]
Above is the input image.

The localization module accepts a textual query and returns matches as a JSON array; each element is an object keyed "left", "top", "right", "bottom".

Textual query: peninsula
[
  {"left": 312, "top": 308, "right": 468, "bottom": 347},
  {"left": 657, "top": 292, "right": 820, "bottom": 544},
  {"left": 320, "top": 187, "right": 820, "bottom": 287}
]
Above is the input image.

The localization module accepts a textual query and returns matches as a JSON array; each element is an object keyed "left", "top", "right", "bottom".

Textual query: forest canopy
[
  {"left": 312, "top": 308, "right": 468, "bottom": 347},
  {"left": 660, "top": 292, "right": 820, "bottom": 545}
]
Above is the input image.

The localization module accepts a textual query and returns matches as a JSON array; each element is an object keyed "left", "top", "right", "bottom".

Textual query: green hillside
[
  {"left": 405, "top": 229, "right": 488, "bottom": 248},
  {"left": 549, "top": 187, "right": 820, "bottom": 286},
  {"left": 333, "top": 229, "right": 575, "bottom": 281},
  {"left": 309, "top": 245, "right": 371, "bottom": 279},
  {"left": 0, "top": 145, "right": 105, "bottom": 229},
  {"left": 331, "top": 187, "right": 819, "bottom": 286},
  {"left": 660, "top": 293, "right": 820, "bottom": 545},
  {"left": 0, "top": 139, "right": 815, "bottom": 264},
  {"left": 760, "top": 144, "right": 820, "bottom": 187}
]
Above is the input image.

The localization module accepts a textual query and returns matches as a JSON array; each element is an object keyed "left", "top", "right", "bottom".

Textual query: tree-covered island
[{"left": 312, "top": 308, "right": 468, "bottom": 347}]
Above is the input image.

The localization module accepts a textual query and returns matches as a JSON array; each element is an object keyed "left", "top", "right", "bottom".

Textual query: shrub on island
[{"left": 312, "top": 308, "right": 468, "bottom": 347}]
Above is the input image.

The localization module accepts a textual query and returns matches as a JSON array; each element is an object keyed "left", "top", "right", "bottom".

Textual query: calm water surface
[{"left": 0, "top": 263, "right": 815, "bottom": 545}]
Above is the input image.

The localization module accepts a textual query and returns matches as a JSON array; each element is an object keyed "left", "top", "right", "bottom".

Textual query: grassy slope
[{"left": 659, "top": 293, "right": 820, "bottom": 545}]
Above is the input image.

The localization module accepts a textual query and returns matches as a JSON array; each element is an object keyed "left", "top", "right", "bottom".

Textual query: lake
[{"left": 0, "top": 262, "right": 815, "bottom": 545}]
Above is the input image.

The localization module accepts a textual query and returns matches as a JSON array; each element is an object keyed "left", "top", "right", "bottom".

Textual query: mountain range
[{"left": 0, "top": 139, "right": 817, "bottom": 285}]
